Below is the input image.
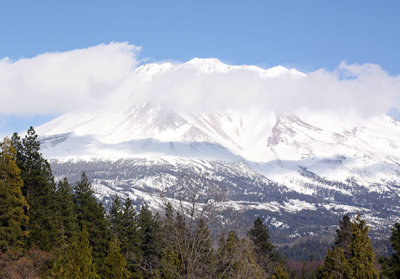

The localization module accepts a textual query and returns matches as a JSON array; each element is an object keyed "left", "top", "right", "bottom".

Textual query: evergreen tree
[
  {"left": 121, "top": 198, "right": 141, "bottom": 276},
  {"left": 51, "top": 226, "right": 99, "bottom": 279},
  {"left": 0, "top": 137, "right": 29, "bottom": 252},
  {"left": 248, "top": 217, "right": 274, "bottom": 272},
  {"left": 319, "top": 214, "right": 379, "bottom": 279},
  {"left": 109, "top": 195, "right": 124, "bottom": 236},
  {"left": 379, "top": 223, "right": 400, "bottom": 278},
  {"left": 11, "top": 127, "right": 61, "bottom": 251},
  {"left": 317, "top": 247, "right": 352, "bottom": 279},
  {"left": 74, "top": 172, "right": 111, "bottom": 275},
  {"left": 56, "top": 177, "right": 78, "bottom": 243},
  {"left": 104, "top": 235, "right": 130, "bottom": 279},
  {"left": 108, "top": 196, "right": 141, "bottom": 276},
  {"left": 159, "top": 248, "right": 183, "bottom": 279},
  {"left": 335, "top": 214, "right": 352, "bottom": 257},
  {"left": 348, "top": 215, "right": 379, "bottom": 278},
  {"left": 271, "top": 265, "right": 290, "bottom": 279},
  {"left": 217, "top": 230, "right": 265, "bottom": 278},
  {"left": 159, "top": 203, "right": 184, "bottom": 278},
  {"left": 216, "top": 230, "right": 241, "bottom": 278},
  {"left": 137, "top": 204, "right": 163, "bottom": 278},
  {"left": 11, "top": 128, "right": 55, "bottom": 198}
]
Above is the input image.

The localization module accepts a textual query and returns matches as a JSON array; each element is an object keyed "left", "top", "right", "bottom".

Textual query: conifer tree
[
  {"left": 121, "top": 198, "right": 141, "bottom": 275},
  {"left": 137, "top": 204, "right": 163, "bottom": 278},
  {"left": 348, "top": 215, "right": 379, "bottom": 278},
  {"left": 216, "top": 230, "right": 241, "bottom": 278},
  {"left": 0, "top": 137, "right": 29, "bottom": 252},
  {"left": 51, "top": 226, "right": 99, "bottom": 279},
  {"left": 319, "top": 214, "right": 379, "bottom": 279},
  {"left": 108, "top": 196, "right": 141, "bottom": 276},
  {"left": 271, "top": 265, "right": 290, "bottom": 279},
  {"left": 158, "top": 203, "right": 183, "bottom": 278},
  {"left": 316, "top": 247, "right": 352, "bottom": 279},
  {"left": 74, "top": 172, "right": 111, "bottom": 275},
  {"left": 248, "top": 217, "right": 274, "bottom": 272},
  {"left": 379, "top": 223, "right": 400, "bottom": 278},
  {"left": 109, "top": 195, "right": 124, "bottom": 236},
  {"left": 11, "top": 128, "right": 61, "bottom": 251},
  {"left": 217, "top": 230, "right": 265, "bottom": 278},
  {"left": 56, "top": 177, "right": 78, "bottom": 243},
  {"left": 104, "top": 235, "right": 130, "bottom": 279},
  {"left": 334, "top": 214, "right": 352, "bottom": 257}
]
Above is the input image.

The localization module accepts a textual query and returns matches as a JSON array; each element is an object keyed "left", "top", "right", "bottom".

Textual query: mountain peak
[
  {"left": 184, "top": 57, "right": 231, "bottom": 73},
  {"left": 134, "top": 58, "right": 305, "bottom": 81}
]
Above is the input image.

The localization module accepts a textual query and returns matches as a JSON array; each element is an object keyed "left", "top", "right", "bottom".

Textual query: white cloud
[
  {"left": 0, "top": 42, "right": 140, "bottom": 115},
  {"left": 0, "top": 42, "right": 399, "bottom": 117}
]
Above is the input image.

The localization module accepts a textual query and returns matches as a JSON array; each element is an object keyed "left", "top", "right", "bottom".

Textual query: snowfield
[{"left": 37, "top": 58, "right": 400, "bottom": 240}]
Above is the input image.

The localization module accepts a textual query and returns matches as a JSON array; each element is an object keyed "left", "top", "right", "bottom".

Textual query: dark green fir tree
[
  {"left": 55, "top": 177, "right": 78, "bottom": 244},
  {"left": 74, "top": 172, "right": 111, "bottom": 275},
  {"left": 11, "top": 127, "right": 62, "bottom": 251},
  {"left": 248, "top": 217, "right": 274, "bottom": 272},
  {"left": 379, "top": 223, "right": 400, "bottom": 278},
  {"left": 104, "top": 234, "right": 130, "bottom": 279},
  {"left": 334, "top": 214, "right": 352, "bottom": 257},
  {"left": 137, "top": 204, "right": 163, "bottom": 278}
]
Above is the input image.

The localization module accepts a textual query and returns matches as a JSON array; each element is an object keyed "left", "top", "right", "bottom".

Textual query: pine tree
[
  {"left": 56, "top": 177, "right": 78, "bottom": 243},
  {"left": 74, "top": 172, "right": 111, "bottom": 275},
  {"left": 248, "top": 217, "right": 274, "bottom": 272},
  {"left": 137, "top": 204, "right": 164, "bottom": 278},
  {"left": 108, "top": 196, "right": 141, "bottom": 276},
  {"left": 348, "top": 215, "right": 379, "bottom": 278},
  {"left": 216, "top": 230, "right": 240, "bottom": 278},
  {"left": 335, "top": 214, "right": 352, "bottom": 257},
  {"left": 319, "top": 214, "right": 379, "bottom": 279},
  {"left": 51, "top": 226, "right": 99, "bottom": 279},
  {"left": 109, "top": 195, "right": 124, "bottom": 236},
  {"left": 271, "top": 265, "right": 290, "bottom": 279},
  {"left": 11, "top": 127, "right": 62, "bottom": 251},
  {"left": 121, "top": 198, "right": 141, "bottom": 275},
  {"left": 217, "top": 230, "right": 265, "bottom": 278},
  {"left": 316, "top": 247, "right": 352, "bottom": 279},
  {"left": 159, "top": 203, "right": 183, "bottom": 278},
  {"left": 0, "top": 137, "right": 29, "bottom": 252},
  {"left": 104, "top": 235, "right": 130, "bottom": 279},
  {"left": 379, "top": 223, "right": 400, "bottom": 278}
]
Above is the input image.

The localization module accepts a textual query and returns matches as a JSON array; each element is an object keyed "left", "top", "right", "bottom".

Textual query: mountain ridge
[{"left": 35, "top": 58, "right": 400, "bottom": 238}]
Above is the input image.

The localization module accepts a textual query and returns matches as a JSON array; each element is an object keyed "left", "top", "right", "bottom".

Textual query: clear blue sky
[{"left": 1, "top": 0, "right": 399, "bottom": 135}]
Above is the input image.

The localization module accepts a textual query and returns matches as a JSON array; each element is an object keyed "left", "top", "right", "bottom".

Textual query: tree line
[{"left": 0, "top": 127, "right": 399, "bottom": 278}]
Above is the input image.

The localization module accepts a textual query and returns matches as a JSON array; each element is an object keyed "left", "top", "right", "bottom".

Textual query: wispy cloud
[{"left": 0, "top": 42, "right": 399, "bottom": 117}]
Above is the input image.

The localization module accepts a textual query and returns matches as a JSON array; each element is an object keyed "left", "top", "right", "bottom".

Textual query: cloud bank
[{"left": 0, "top": 42, "right": 399, "bottom": 116}]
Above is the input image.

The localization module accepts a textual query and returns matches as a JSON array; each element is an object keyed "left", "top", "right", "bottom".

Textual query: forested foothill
[{"left": 1, "top": 127, "right": 399, "bottom": 278}]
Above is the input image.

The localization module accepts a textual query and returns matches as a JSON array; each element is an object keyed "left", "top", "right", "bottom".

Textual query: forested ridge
[{"left": 1, "top": 127, "right": 399, "bottom": 278}]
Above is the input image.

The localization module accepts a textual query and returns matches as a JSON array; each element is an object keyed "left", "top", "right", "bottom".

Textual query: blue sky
[{"left": 1, "top": 0, "right": 400, "bottom": 135}]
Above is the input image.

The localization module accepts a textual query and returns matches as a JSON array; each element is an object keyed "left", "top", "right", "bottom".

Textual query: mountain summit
[{"left": 37, "top": 59, "right": 400, "bottom": 238}]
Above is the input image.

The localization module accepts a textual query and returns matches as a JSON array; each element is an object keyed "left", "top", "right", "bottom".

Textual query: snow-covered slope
[
  {"left": 36, "top": 58, "right": 400, "bottom": 237},
  {"left": 38, "top": 102, "right": 400, "bottom": 190}
]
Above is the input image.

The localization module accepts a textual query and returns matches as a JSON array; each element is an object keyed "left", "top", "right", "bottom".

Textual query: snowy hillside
[{"left": 36, "top": 58, "right": 400, "bottom": 238}]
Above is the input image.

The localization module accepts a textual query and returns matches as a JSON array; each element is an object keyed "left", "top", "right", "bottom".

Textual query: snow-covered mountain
[{"left": 37, "top": 58, "right": 400, "bottom": 239}]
